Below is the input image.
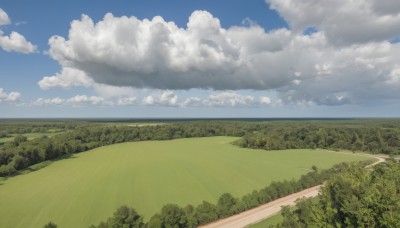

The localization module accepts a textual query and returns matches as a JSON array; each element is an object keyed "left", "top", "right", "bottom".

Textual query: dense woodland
[
  {"left": 277, "top": 161, "right": 400, "bottom": 227},
  {"left": 1, "top": 119, "right": 400, "bottom": 176},
  {"left": 86, "top": 161, "right": 367, "bottom": 228}
]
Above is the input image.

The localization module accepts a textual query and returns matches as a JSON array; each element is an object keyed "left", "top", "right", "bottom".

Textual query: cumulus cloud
[
  {"left": 0, "top": 8, "right": 11, "bottom": 26},
  {"left": 0, "top": 31, "right": 37, "bottom": 53},
  {"left": 38, "top": 67, "right": 93, "bottom": 89},
  {"left": 202, "top": 92, "right": 254, "bottom": 107},
  {"left": 116, "top": 97, "right": 137, "bottom": 106},
  {"left": 0, "top": 8, "right": 36, "bottom": 53},
  {"left": 38, "top": 67, "right": 137, "bottom": 99},
  {"left": 66, "top": 95, "right": 109, "bottom": 106},
  {"left": 0, "top": 88, "right": 21, "bottom": 102},
  {"left": 32, "top": 97, "right": 65, "bottom": 106},
  {"left": 182, "top": 91, "right": 255, "bottom": 107},
  {"left": 268, "top": 0, "right": 400, "bottom": 46},
  {"left": 31, "top": 95, "right": 137, "bottom": 107},
  {"left": 260, "top": 96, "right": 272, "bottom": 105},
  {"left": 142, "top": 91, "right": 178, "bottom": 106},
  {"left": 42, "top": 8, "right": 400, "bottom": 106}
]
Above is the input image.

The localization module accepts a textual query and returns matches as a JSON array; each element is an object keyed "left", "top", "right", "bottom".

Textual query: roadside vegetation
[{"left": 277, "top": 160, "right": 400, "bottom": 227}]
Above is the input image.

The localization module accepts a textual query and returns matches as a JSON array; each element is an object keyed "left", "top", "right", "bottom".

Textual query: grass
[
  {"left": 0, "top": 137, "right": 371, "bottom": 228},
  {"left": 247, "top": 213, "right": 283, "bottom": 228},
  {"left": 247, "top": 196, "right": 320, "bottom": 228}
]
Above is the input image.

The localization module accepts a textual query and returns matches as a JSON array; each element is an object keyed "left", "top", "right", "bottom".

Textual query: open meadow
[{"left": 0, "top": 136, "right": 370, "bottom": 227}]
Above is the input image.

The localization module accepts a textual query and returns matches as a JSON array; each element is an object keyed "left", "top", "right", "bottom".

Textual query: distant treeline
[
  {"left": 86, "top": 161, "right": 369, "bottom": 228},
  {"left": 234, "top": 124, "right": 400, "bottom": 154},
  {"left": 0, "top": 121, "right": 79, "bottom": 137},
  {"left": 1, "top": 120, "right": 400, "bottom": 176}
]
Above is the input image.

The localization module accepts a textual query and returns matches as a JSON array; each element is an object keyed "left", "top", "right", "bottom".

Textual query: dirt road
[
  {"left": 199, "top": 185, "right": 321, "bottom": 228},
  {"left": 200, "top": 153, "right": 385, "bottom": 228}
]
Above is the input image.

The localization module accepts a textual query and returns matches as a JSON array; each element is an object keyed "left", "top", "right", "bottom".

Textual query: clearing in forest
[{"left": 0, "top": 136, "right": 369, "bottom": 228}]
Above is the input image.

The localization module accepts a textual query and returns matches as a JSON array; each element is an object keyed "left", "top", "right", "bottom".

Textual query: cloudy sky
[{"left": 1, "top": 0, "right": 400, "bottom": 118}]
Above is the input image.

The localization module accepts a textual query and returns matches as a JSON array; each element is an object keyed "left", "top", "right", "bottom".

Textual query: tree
[
  {"left": 217, "top": 193, "right": 237, "bottom": 217},
  {"left": 92, "top": 205, "right": 143, "bottom": 228},
  {"left": 194, "top": 201, "right": 218, "bottom": 225},
  {"left": 13, "top": 135, "right": 27, "bottom": 146},
  {"left": 280, "top": 162, "right": 400, "bottom": 227},
  {"left": 110, "top": 205, "right": 143, "bottom": 228},
  {"left": 147, "top": 214, "right": 162, "bottom": 228},
  {"left": 43, "top": 221, "right": 57, "bottom": 228},
  {"left": 160, "top": 204, "right": 187, "bottom": 228}
]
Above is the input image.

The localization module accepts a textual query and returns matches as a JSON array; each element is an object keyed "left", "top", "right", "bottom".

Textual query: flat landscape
[{"left": 0, "top": 136, "right": 370, "bottom": 227}]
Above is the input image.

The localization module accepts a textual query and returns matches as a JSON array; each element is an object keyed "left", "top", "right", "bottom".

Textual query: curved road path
[{"left": 200, "top": 153, "right": 385, "bottom": 228}]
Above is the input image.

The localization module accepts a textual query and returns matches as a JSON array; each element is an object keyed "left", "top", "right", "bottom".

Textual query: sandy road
[
  {"left": 200, "top": 153, "right": 385, "bottom": 228},
  {"left": 199, "top": 185, "right": 321, "bottom": 228}
]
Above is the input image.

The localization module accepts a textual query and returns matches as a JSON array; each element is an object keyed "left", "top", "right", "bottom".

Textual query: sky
[{"left": 1, "top": 0, "right": 400, "bottom": 118}]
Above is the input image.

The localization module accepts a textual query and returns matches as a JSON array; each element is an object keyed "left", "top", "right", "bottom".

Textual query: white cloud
[
  {"left": 116, "top": 97, "right": 137, "bottom": 106},
  {"left": 260, "top": 96, "right": 272, "bottom": 105},
  {"left": 0, "top": 8, "right": 11, "bottom": 26},
  {"left": 142, "top": 91, "right": 178, "bottom": 106},
  {"left": 32, "top": 97, "right": 65, "bottom": 106},
  {"left": 181, "top": 97, "right": 202, "bottom": 107},
  {"left": 38, "top": 67, "right": 93, "bottom": 89},
  {"left": 202, "top": 92, "right": 254, "bottom": 107},
  {"left": 0, "top": 8, "right": 36, "bottom": 53},
  {"left": 42, "top": 9, "right": 400, "bottom": 106},
  {"left": 387, "top": 68, "right": 400, "bottom": 84},
  {"left": 268, "top": 0, "right": 400, "bottom": 46},
  {"left": 0, "top": 88, "right": 21, "bottom": 102},
  {"left": 183, "top": 92, "right": 255, "bottom": 107},
  {"left": 0, "top": 31, "right": 37, "bottom": 53},
  {"left": 67, "top": 95, "right": 108, "bottom": 106},
  {"left": 31, "top": 95, "right": 137, "bottom": 107},
  {"left": 38, "top": 67, "right": 137, "bottom": 99}
]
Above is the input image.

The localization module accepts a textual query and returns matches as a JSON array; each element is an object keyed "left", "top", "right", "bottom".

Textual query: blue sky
[{"left": 1, "top": 0, "right": 400, "bottom": 117}]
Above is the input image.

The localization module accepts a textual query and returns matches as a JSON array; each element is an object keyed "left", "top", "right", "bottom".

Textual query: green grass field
[
  {"left": 0, "top": 137, "right": 370, "bottom": 228},
  {"left": 248, "top": 213, "right": 283, "bottom": 228}
]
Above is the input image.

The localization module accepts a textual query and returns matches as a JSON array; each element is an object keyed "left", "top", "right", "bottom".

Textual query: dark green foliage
[
  {"left": 279, "top": 162, "right": 400, "bottom": 227},
  {"left": 183, "top": 205, "right": 198, "bottom": 228},
  {"left": 193, "top": 201, "right": 218, "bottom": 225},
  {"left": 13, "top": 135, "right": 27, "bottom": 146},
  {"left": 147, "top": 214, "right": 162, "bottom": 228},
  {"left": 160, "top": 204, "right": 187, "bottom": 228},
  {"left": 217, "top": 193, "right": 237, "bottom": 217},
  {"left": 91, "top": 205, "right": 144, "bottom": 228},
  {"left": 43, "top": 221, "right": 57, "bottom": 228},
  {"left": 235, "top": 124, "right": 400, "bottom": 155}
]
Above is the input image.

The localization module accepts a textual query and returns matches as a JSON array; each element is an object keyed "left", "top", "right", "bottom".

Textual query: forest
[{"left": 1, "top": 119, "right": 400, "bottom": 176}]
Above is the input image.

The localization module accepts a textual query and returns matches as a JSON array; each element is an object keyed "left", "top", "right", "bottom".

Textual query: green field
[
  {"left": 248, "top": 213, "right": 283, "bottom": 228},
  {"left": 0, "top": 137, "right": 370, "bottom": 227}
]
